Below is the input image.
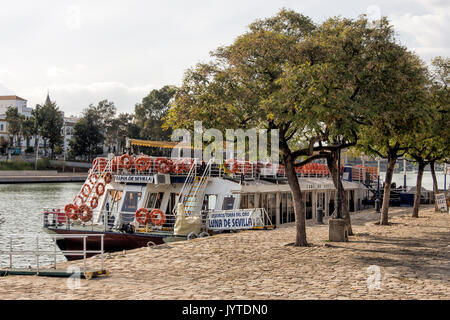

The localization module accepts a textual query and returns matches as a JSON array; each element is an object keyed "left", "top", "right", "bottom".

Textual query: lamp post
[
  {"left": 375, "top": 157, "right": 381, "bottom": 212},
  {"left": 403, "top": 158, "right": 407, "bottom": 192},
  {"left": 336, "top": 142, "right": 342, "bottom": 219},
  {"left": 329, "top": 136, "right": 348, "bottom": 242}
]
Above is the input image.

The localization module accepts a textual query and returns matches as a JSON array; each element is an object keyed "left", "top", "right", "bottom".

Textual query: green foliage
[
  {"left": 5, "top": 106, "right": 24, "bottom": 146},
  {"left": 0, "top": 158, "right": 52, "bottom": 170},
  {"left": 69, "top": 107, "right": 104, "bottom": 161},
  {"left": 135, "top": 85, "right": 177, "bottom": 140},
  {"left": 39, "top": 101, "right": 64, "bottom": 157}
]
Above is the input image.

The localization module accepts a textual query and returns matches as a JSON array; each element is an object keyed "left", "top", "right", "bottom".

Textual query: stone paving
[{"left": 0, "top": 205, "right": 449, "bottom": 299}]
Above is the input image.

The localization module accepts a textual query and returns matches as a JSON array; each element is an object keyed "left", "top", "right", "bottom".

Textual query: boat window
[
  {"left": 121, "top": 191, "right": 142, "bottom": 212},
  {"left": 145, "top": 192, "right": 164, "bottom": 209},
  {"left": 222, "top": 195, "right": 235, "bottom": 210},
  {"left": 202, "top": 194, "right": 217, "bottom": 211},
  {"left": 166, "top": 192, "right": 179, "bottom": 217}
]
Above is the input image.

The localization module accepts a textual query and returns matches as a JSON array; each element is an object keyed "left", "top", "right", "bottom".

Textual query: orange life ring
[
  {"left": 89, "top": 173, "right": 98, "bottom": 185},
  {"left": 172, "top": 160, "right": 186, "bottom": 174},
  {"left": 64, "top": 203, "right": 79, "bottom": 220},
  {"left": 96, "top": 182, "right": 105, "bottom": 196},
  {"left": 81, "top": 184, "right": 91, "bottom": 197},
  {"left": 78, "top": 204, "right": 93, "bottom": 222},
  {"left": 135, "top": 208, "right": 149, "bottom": 225},
  {"left": 120, "top": 154, "right": 134, "bottom": 170},
  {"left": 111, "top": 156, "right": 121, "bottom": 171},
  {"left": 93, "top": 157, "right": 107, "bottom": 172},
  {"left": 154, "top": 158, "right": 172, "bottom": 174},
  {"left": 104, "top": 172, "right": 112, "bottom": 184},
  {"left": 150, "top": 209, "right": 166, "bottom": 226},
  {"left": 181, "top": 159, "right": 193, "bottom": 172},
  {"left": 90, "top": 196, "right": 99, "bottom": 209},
  {"left": 135, "top": 156, "right": 152, "bottom": 172}
]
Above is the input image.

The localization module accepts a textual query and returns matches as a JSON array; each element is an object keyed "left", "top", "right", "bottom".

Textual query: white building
[{"left": 0, "top": 93, "right": 79, "bottom": 156}]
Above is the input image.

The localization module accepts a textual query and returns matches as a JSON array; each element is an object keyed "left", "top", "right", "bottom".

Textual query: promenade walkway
[{"left": 0, "top": 205, "right": 448, "bottom": 299}]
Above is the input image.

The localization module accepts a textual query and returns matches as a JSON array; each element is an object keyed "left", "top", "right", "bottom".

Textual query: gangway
[{"left": 0, "top": 234, "right": 109, "bottom": 280}]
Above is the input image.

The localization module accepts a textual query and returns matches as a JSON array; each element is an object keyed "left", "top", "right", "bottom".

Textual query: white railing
[
  {"left": 43, "top": 209, "right": 183, "bottom": 233},
  {"left": 0, "top": 234, "right": 105, "bottom": 274}
]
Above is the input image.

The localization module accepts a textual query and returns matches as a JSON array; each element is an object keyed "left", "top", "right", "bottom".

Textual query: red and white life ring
[
  {"left": 96, "top": 182, "right": 105, "bottom": 196},
  {"left": 64, "top": 203, "right": 79, "bottom": 220},
  {"left": 135, "top": 208, "right": 150, "bottom": 225},
  {"left": 120, "top": 154, "right": 134, "bottom": 170},
  {"left": 103, "top": 172, "right": 112, "bottom": 184},
  {"left": 78, "top": 204, "right": 93, "bottom": 222},
  {"left": 135, "top": 156, "right": 152, "bottom": 172},
  {"left": 81, "top": 184, "right": 91, "bottom": 197},
  {"left": 150, "top": 209, "right": 166, "bottom": 226},
  {"left": 154, "top": 158, "right": 172, "bottom": 174},
  {"left": 90, "top": 196, "right": 99, "bottom": 209}
]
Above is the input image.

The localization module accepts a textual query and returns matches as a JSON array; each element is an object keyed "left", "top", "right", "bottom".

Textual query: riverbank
[
  {"left": 0, "top": 171, "right": 87, "bottom": 183},
  {"left": 0, "top": 205, "right": 448, "bottom": 300}
]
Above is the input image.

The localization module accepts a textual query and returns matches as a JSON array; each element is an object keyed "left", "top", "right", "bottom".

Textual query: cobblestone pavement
[{"left": 0, "top": 205, "right": 449, "bottom": 299}]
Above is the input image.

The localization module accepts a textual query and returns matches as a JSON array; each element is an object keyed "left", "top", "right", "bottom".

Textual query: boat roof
[{"left": 232, "top": 177, "right": 363, "bottom": 194}]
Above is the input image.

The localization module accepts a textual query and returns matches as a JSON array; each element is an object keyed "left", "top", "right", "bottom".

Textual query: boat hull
[{"left": 45, "top": 228, "right": 181, "bottom": 261}]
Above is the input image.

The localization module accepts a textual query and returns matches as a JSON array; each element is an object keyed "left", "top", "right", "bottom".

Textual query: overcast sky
[{"left": 0, "top": 0, "right": 448, "bottom": 117}]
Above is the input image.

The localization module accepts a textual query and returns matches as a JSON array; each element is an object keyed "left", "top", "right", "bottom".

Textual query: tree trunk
[
  {"left": 284, "top": 154, "right": 308, "bottom": 246},
  {"left": 326, "top": 154, "right": 353, "bottom": 235},
  {"left": 412, "top": 162, "right": 425, "bottom": 218},
  {"left": 380, "top": 155, "right": 397, "bottom": 225},
  {"left": 430, "top": 161, "right": 439, "bottom": 211},
  {"left": 34, "top": 136, "right": 39, "bottom": 170}
]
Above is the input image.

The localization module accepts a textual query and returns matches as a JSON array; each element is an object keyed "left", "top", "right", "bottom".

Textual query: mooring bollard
[
  {"left": 316, "top": 207, "right": 324, "bottom": 224},
  {"left": 375, "top": 198, "right": 381, "bottom": 213}
]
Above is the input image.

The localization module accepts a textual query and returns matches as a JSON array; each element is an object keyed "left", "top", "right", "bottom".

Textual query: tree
[
  {"left": 89, "top": 100, "right": 117, "bottom": 152},
  {"left": 166, "top": 11, "right": 408, "bottom": 245},
  {"left": 5, "top": 106, "right": 24, "bottom": 158},
  {"left": 69, "top": 108, "right": 104, "bottom": 161},
  {"left": 40, "top": 101, "right": 64, "bottom": 158},
  {"left": 31, "top": 104, "right": 46, "bottom": 169},
  {"left": 135, "top": 85, "right": 177, "bottom": 141},
  {"left": 356, "top": 41, "right": 429, "bottom": 225},
  {"left": 108, "top": 113, "right": 134, "bottom": 153},
  {"left": 428, "top": 57, "right": 450, "bottom": 208}
]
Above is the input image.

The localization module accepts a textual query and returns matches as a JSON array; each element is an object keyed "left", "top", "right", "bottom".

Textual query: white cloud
[
  {"left": 46, "top": 66, "right": 67, "bottom": 77},
  {"left": 23, "top": 82, "right": 156, "bottom": 116},
  {"left": 0, "top": 0, "right": 448, "bottom": 113}
]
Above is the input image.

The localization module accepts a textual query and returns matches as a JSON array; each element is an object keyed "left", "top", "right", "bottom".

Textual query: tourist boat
[{"left": 43, "top": 139, "right": 374, "bottom": 260}]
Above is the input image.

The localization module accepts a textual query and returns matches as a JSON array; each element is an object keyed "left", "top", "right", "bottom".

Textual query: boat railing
[
  {"left": 43, "top": 209, "right": 202, "bottom": 234},
  {"left": 0, "top": 233, "right": 105, "bottom": 275},
  {"left": 89, "top": 155, "right": 357, "bottom": 181}
]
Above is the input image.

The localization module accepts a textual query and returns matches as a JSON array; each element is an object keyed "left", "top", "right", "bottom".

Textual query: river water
[
  {"left": 0, "top": 171, "right": 448, "bottom": 268},
  {"left": 0, "top": 182, "right": 82, "bottom": 268}
]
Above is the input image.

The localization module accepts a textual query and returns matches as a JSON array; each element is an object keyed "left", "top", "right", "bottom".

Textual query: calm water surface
[{"left": 0, "top": 182, "right": 82, "bottom": 268}]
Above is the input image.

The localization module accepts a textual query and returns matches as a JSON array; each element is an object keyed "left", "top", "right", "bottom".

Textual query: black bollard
[
  {"left": 316, "top": 207, "right": 324, "bottom": 224},
  {"left": 375, "top": 198, "right": 381, "bottom": 213}
]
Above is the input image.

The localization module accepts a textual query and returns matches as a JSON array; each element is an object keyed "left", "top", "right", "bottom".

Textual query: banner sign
[
  {"left": 114, "top": 175, "right": 154, "bottom": 183},
  {"left": 435, "top": 193, "right": 448, "bottom": 212},
  {"left": 206, "top": 209, "right": 265, "bottom": 230}
]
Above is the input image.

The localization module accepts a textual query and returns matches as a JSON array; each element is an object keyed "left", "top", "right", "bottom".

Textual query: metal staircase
[{"left": 175, "top": 159, "right": 212, "bottom": 215}]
